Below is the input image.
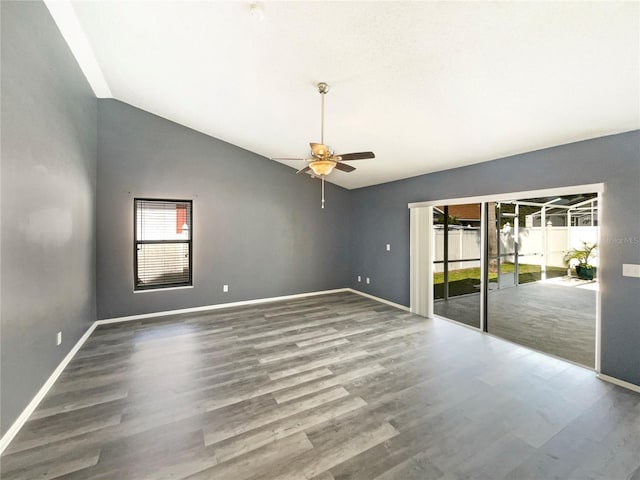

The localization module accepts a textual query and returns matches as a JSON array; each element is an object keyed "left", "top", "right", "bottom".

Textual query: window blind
[{"left": 134, "top": 199, "right": 192, "bottom": 290}]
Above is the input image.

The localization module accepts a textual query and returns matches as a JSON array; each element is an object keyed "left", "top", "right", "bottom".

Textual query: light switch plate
[{"left": 622, "top": 264, "right": 640, "bottom": 278}]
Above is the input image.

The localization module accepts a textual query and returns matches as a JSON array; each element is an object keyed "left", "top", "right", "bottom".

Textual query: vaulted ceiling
[{"left": 49, "top": 1, "right": 639, "bottom": 189}]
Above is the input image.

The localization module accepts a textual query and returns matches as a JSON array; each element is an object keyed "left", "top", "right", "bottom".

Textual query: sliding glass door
[
  {"left": 430, "top": 194, "right": 598, "bottom": 368},
  {"left": 432, "top": 204, "right": 482, "bottom": 328},
  {"left": 486, "top": 194, "right": 598, "bottom": 367}
]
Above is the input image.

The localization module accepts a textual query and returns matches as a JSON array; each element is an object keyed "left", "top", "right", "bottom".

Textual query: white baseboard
[
  {"left": 0, "top": 321, "right": 97, "bottom": 455},
  {"left": 597, "top": 373, "right": 640, "bottom": 394},
  {"left": 347, "top": 288, "right": 410, "bottom": 312},
  {"left": 96, "top": 288, "right": 350, "bottom": 325}
]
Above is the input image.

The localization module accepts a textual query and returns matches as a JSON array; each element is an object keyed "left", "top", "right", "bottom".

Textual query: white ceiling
[{"left": 53, "top": 1, "right": 638, "bottom": 189}]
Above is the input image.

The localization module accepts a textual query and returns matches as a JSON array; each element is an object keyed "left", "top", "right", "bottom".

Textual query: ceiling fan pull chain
[{"left": 321, "top": 175, "right": 325, "bottom": 209}]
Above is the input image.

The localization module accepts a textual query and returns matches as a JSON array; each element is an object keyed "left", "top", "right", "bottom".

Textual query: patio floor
[{"left": 434, "top": 277, "right": 596, "bottom": 367}]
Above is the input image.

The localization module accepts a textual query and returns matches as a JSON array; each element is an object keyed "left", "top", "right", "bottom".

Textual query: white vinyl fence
[
  {"left": 433, "top": 226, "right": 598, "bottom": 273},
  {"left": 433, "top": 228, "right": 481, "bottom": 272}
]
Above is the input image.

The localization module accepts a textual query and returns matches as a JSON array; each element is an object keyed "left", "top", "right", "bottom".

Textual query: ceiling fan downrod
[
  {"left": 317, "top": 82, "right": 329, "bottom": 209},
  {"left": 318, "top": 82, "right": 329, "bottom": 146}
]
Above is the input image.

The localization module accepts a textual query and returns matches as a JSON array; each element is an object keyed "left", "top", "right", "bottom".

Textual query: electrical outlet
[
  {"left": 366, "top": 277, "right": 370, "bottom": 284},
  {"left": 223, "top": 284, "right": 229, "bottom": 292},
  {"left": 56, "top": 331, "right": 62, "bottom": 346},
  {"left": 357, "top": 275, "right": 361, "bottom": 282},
  {"left": 386, "top": 244, "right": 391, "bottom": 251}
]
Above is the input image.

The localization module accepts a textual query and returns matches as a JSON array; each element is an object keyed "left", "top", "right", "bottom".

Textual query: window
[{"left": 134, "top": 198, "right": 192, "bottom": 290}]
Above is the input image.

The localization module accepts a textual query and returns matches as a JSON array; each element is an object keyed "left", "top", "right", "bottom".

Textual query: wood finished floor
[{"left": 2, "top": 291, "right": 639, "bottom": 480}]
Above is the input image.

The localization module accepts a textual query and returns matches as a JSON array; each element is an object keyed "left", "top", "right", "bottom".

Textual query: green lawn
[{"left": 434, "top": 263, "right": 567, "bottom": 298}]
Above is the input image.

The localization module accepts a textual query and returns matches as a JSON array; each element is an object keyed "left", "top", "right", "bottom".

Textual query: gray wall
[
  {"left": 96, "top": 100, "right": 351, "bottom": 319},
  {"left": 350, "top": 130, "right": 640, "bottom": 385},
  {"left": 1, "top": 2, "right": 97, "bottom": 435},
  {"left": 1, "top": 1, "right": 638, "bottom": 440}
]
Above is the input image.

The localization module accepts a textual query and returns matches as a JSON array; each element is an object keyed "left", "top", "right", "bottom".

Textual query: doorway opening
[{"left": 433, "top": 203, "right": 482, "bottom": 329}]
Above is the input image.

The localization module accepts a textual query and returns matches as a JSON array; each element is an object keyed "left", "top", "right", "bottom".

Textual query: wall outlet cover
[{"left": 622, "top": 264, "right": 640, "bottom": 278}]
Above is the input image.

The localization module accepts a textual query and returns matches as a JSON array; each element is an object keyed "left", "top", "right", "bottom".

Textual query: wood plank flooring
[{"left": 2, "top": 291, "right": 639, "bottom": 479}]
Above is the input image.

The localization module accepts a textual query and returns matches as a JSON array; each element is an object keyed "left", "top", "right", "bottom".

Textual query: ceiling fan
[{"left": 272, "top": 82, "right": 375, "bottom": 208}]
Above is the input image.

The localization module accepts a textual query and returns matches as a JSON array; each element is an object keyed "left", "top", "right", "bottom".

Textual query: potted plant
[{"left": 564, "top": 241, "right": 597, "bottom": 280}]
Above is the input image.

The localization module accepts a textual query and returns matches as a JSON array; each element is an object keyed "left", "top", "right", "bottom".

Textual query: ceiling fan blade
[
  {"left": 296, "top": 166, "right": 312, "bottom": 174},
  {"left": 334, "top": 162, "right": 356, "bottom": 173},
  {"left": 335, "top": 151, "right": 375, "bottom": 161},
  {"left": 271, "top": 157, "right": 307, "bottom": 161},
  {"left": 310, "top": 142, "right": 330, "bottom": 158}
]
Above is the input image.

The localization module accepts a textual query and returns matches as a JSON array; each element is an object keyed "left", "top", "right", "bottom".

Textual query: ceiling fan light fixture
[{"left": 309, "top": 160, "right": 336, "bottom": 176}]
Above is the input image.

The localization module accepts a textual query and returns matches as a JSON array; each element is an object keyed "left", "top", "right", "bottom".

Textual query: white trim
[
  {"left": 408, "top": 183, "right": 605, "bottom": 209},
  {"left": 595, "top": 192, "right": 603, "bottom": 373},
  {"left": 133, "top": 285, "right": 194, "bottom": 294},
  {"left": 43, "top": 1, "right": 112, "bottom": 98},
  {"left": 479, "top": 202, "right": 487, "bottom": 332},
  {"left": 347, "top": 288, "right": 410, "bottom": 312},
  {"left": 97, "top": 289, "right": 350, "bottom": 325},
  {"left": 0, "top": 322, "right": 98, "bottom": 455},
  {"left": 409, "top": 206, "right": 433, "bottom": 317},
  {"left": 597, "top": 374, "right": 640, "bottom": 394}
]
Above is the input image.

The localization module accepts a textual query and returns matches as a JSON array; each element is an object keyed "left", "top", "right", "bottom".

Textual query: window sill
[{"left": 134, "top": 285, "right": 194, "bottom": 294}]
